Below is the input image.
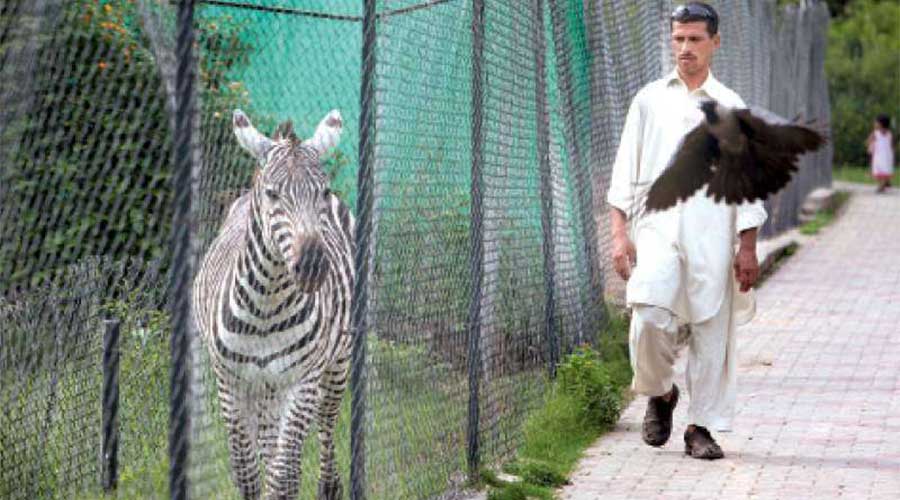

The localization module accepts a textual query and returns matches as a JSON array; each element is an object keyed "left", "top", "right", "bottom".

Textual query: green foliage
[
  {"left": 824, "top": 0, "right": 856, "bottom": 17},
  {"left": 1, "top": 290, "right": 470, "bottom": 499},
  {"left": 799, "top": 212, "right": 834, "bottom": 235},
  {"left": 777, "top": 0, "right": 853, "bottom": 17},
  {"left": 556, "top": 347, "right": 623, "bottom": 431},
  {"left": 596, "top": 311, "right": 633, "bottom": 389},
  {"left": 372, "top": 143, "right": 472, "bottom": 366},
  {"left": 486, "top": 481, "right": 552, "bottom": 500},
  {"left": 481, "top": 468, "right": 554, "bottom": 500},
  {"left": 103, "top": 296, "right": 172, "bottom": 498},
  {"left": 0, "top": 262, "right": 170, "bottom": 499},
  {"left": 503, "top": 459, "right": 568, "bottom": 488},
  {"left": 833, "top": 164, "right": 900, "bottom": 186},
  {"left": 783, "top": 242, "right": 798, "bottom": 257},
  {"left": 799, "top": 190, "right": 850, "bottom": 235},
  {"left": 0, "top": 1, "right": 253, "bottom": 294},
  {"left": 485, "top": 306, "right": 632, "bottom": 499},
  {"left": 826, "top": 0, "right": 900, "bottom": 167},
  {"left": 321, "top": 148, "right": 354, "bottom": 199},
  {"left": 0, "top": 0, "right": 168, "bottom": 291}
]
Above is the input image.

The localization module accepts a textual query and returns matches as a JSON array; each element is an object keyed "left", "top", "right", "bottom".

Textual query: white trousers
[{"left": 629, "top": 298, "right": 737, "bottom": 432}]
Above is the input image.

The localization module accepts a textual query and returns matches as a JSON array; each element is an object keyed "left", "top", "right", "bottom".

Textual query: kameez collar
[{"left": 665, "top": 69, "right": 724, "bottom": 99}]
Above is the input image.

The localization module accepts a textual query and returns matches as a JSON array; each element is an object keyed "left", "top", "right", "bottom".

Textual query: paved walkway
[{"left": 559, "top": 183, "right": 900, "bottom": 499}]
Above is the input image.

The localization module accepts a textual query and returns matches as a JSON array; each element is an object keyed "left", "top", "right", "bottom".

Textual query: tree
[
  {"left": 825, "top": 0, "right": 900, "bottom": 167},
  {"left": 824, "top": 0, "right": 854, "bottom": 16}
]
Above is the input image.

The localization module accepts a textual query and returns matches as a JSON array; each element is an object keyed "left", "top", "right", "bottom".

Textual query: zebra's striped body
[{"left": 193, "top": 110, "right": 353, "bottom": 500}]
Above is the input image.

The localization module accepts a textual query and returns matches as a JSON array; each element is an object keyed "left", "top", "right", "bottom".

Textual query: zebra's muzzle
[{"left": 293, "top": 239, "right": 330, "bottom": 293}]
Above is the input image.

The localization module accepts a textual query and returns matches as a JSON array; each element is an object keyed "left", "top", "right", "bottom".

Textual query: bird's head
[{"left": 699, "top": 100, "right": 720, "bottom": 124}]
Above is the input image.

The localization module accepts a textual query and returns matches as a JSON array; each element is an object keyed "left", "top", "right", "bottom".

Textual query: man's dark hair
[
  {"left": 876, "top": 113, "right": 891, "bottom": 130},
  {"left": 671, "top": 2, "right": 719, "bottom": 36}
]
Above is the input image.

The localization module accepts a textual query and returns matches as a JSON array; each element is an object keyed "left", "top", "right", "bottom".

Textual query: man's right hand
[{"left": 611, "top": 234, "right": 637, "bottom": 281}]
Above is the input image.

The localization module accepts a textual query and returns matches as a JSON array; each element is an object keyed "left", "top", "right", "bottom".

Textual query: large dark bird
[{"left": 645, "top": 100, "right": 826, "bottom": 211}]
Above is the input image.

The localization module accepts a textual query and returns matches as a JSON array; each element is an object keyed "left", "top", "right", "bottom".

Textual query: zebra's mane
[{"left": 273, "top": 120, "right": 299, "bottom": 144}]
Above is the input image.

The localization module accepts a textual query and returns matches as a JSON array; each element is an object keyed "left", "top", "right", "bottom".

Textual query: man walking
[{"left": 606, "top": 2, "right": 767, "bottom": 459}]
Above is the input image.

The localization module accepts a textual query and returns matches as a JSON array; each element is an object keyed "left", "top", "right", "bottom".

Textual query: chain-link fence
[{"left": 0, "top": 1, "right": 830, "bottom": 499}]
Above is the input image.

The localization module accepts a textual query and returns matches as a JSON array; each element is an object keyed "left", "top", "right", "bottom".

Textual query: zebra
[{"left": 192, "top": 109, "right": 354, "bottom": 500}]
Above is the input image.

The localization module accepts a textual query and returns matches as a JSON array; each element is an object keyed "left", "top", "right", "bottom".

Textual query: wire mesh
[
  {"left": 762, "top": 0, "right": 834, "bottom": 235},
  {"left": 0, "top": 0, "right": 174, "bottom": 498},
  {"left": 0, "top": 257, "right": 170, "bottom": 499},
  {"left": 0, "top": 1, "right": 831, "bottom": 499},
  {"left": 584, "top": 0, "right": 666, "bottom": 305}
]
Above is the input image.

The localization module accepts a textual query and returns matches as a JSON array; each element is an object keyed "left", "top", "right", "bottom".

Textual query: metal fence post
[
  {"left": 169, "top": 0, "right": 196, "bottom": 499},
  {"left": 101, "top": 319, "right": 120, "bottom": 492},
  {"left": 350, "top": 0, "right": 377, "bottom": 498},
  {"left": 466, "top": 0, "right": 485, "bottom": 481},
  {"left": 533, "top": 0, "right": 558, "bottom": 375}
]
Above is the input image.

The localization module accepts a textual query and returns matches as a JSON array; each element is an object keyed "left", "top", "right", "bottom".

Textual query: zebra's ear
[
  {"left": 302, "top": 109, "right": 342, "bottom": 156},
  {"left": 233, "top": 109, "right": 273, "bottom": 161}
]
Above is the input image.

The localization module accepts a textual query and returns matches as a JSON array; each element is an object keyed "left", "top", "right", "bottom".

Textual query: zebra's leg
[
  {"left": 265, "top": 376, "right": 320, "bottom": 500},
  {"left": 316, "top": 359, "right": 349, "bottom": 500},
  {"left": 257, "top": 383, "right": 279, "bottom": 478},
  {"left": 216, "top": 375, "right": 261, "bottom": 499}
]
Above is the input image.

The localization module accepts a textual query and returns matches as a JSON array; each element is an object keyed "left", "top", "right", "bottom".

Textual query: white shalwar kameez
[{"left": 607, "top": 71, "right": 768, "bottom": 432}]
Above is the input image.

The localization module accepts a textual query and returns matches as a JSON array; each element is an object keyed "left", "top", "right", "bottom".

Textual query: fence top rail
[{"left": 190, "top": 0, "right": 458, "bottom": 21}]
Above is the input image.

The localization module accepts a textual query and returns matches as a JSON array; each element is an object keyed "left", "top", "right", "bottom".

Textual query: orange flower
[
  {"left": 98, "top": 61, "right": 108, "bottom": 70},
  {"left": 100, "top": 21, "right": 126, "bottom": 34}
]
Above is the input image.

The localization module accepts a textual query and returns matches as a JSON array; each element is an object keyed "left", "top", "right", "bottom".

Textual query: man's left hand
[{"left": 733, "top": 247, "right": 759, "bottom": 292}]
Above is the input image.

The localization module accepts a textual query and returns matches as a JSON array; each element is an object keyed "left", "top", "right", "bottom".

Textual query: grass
[
  {"left": 0, "top": 295, "right": 554, "bottom": 500},
  {"left": 756, "top": 242, "right": 799, "bottom": 288},
  {"left": 799, "top": 190, "right": 850, "bottom": 235},
  {"left": 1, "top": 259, "right": 630, "bottom": 500},
  {"left": 134, "top": 333, "right": 485, "bottom": 500},
  {"left": 482, "top": 307, "right": 633, "bottom": 500},
  {"left": 832, "top": 165, "right": 900, "bottom": 186},
  {"left": 0, "top": 332, "right": 470, "bottom": 500}
]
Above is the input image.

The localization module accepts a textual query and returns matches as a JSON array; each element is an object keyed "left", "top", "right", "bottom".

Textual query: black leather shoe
[
  {"left": 684, "top": 425, "right": 724, "bottom": 460},
  {"left": 641, "top": 384, "right": 679, "bottom": 447}
]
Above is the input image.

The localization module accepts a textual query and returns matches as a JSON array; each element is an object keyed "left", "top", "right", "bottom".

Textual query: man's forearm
[
  {"left": 610, "top": 207, "right": 629, "bottom": 239},
  {"left": 738, "top": 227, "right": 758, "bottom": 252}
]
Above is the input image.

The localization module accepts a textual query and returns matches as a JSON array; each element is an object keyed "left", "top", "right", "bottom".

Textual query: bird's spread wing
[
  {"left": 734, "top": 109, "right": 826, "bottom": 156},
  {"left": 727, "top": 109, "right": 827, "bottom": 201},
  {"left": 645, "top": 124, "right": 718, "bottom": 212}
]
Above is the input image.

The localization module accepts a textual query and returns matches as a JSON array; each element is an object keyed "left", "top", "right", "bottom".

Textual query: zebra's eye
[
  {"left": 322, "top": 188, "right": 332, "bottom": 200},
  {"left": 264, "top": 188, "right": 280, "bottom": 202}
]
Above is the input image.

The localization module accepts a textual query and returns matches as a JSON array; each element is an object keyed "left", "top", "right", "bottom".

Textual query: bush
[
  {"left": 556, "top": 347, "right": 623, "bottom": 431},
  {"left": 485, "top": 307, "right": 633, "bottom": 499}
]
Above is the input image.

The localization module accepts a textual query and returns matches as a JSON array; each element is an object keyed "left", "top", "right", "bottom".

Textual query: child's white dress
[{"left": 871, "top": 130, "right": 894, "bottom": 178}]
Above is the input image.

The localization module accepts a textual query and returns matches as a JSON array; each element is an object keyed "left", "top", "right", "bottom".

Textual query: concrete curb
[{"left": 797, "top": 187, "right": 837, "bottom": 224}]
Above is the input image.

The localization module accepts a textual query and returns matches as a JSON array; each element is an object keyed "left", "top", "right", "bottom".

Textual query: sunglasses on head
[{"left": 671, "top": 4, "right": 715, "bottom": 21}]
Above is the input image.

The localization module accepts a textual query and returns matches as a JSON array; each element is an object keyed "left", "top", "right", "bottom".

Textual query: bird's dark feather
[
  {"left": 645, "top": 105, "right": 827, "bottom": 212},
  {"left": 644, "top": 125, "right": 718, "bottom": 211},
  {"left": 734, "top": 109, "right": 826, "bottom": 154},
  {"left": 707, "top": 150, "right": 763, "bottom": 203}
]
